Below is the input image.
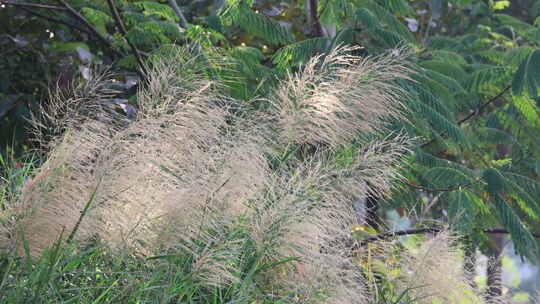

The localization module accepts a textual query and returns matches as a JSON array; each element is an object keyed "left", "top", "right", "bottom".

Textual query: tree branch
[
  {"left": 1, "top": 1, "right": 66, "bottom": 11},
  {"left": 16, "top": 6, "right": 91, "bottom": 36},
  {"left": 456, "top": 85, "right": 512, "bottom": 126},
  {"left": 420, "top": 85, "right": 512, "bottom": 148},
  {"left": 105, "top": 0, "right": 148, "bottom": 78},
  {"left": 167, "top": 0, "right": 188, "bottom": 29},
  {"left": 404, "top": 178, "right": 482, "bottom": 192},
  {"left": 56, "top": 0, "right": 123, "bottom": 58},
  {"left": 351, "top": 227, "right": 540, "bottom": 249}
]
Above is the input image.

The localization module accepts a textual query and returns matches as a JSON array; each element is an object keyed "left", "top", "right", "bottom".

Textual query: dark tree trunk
[
  {"left": 354, "top": 183, "right": 381, "bottom": 230},
  {"left": 486, "top": 234, "right": 504, "bottom": 300},
  {"left": 463, "top": 238, "right": 477, "bottom": 289},
  {"left": 304, "top": 0, "right": 323, "bottom": 38}
]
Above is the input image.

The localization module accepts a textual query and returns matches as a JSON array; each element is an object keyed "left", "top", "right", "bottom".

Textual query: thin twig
[
  {"left": 56, "top": 0, "right": 123, "bottom": 58},
  {"left": 105, "top": 0, "right": 148, "bottom": 78},
  {"left": 167, "top": 0, "right": 187, "bottom": 29},
  {"left": 457, "top": 85, "right": 512, "bottom": 126},
  {"left": 17, "top": 6, "right": 91, "bottom": 35},
  {"left": 351, "top": 227, "right": 540, "bottom": 249},
  {"left": 404, "top": 178, "right": 482, "bottom": 192},
  {"left": 1, "top": 1, "right": 67, "bottom": 11},
  {"left": 420, "top": 85, "right": 512, "bottom": 148}
]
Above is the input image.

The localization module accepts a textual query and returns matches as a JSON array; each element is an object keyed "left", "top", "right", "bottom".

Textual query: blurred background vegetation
[{"left": 2, "top": 0, "right": 540, "bottom": 303}]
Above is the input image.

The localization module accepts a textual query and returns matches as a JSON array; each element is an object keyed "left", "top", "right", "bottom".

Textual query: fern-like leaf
[
  {"left": 494, "top": 14, "right": 535, "bottom": 36},
  {"left": 272, "top": 38, "right": 330, "bottom": 69},
  {"left": 511, "top": 95, "right": 540, "bottom": 127},
  {"left": 364, "top": 2, "right": 415, "bottom": 43},
  {"left": 423, "top": 167, "right": 474, "bottom": 189},
  {"left": 467, "top": 66, "right": 509, "bottom": 92},
  {"left": 134, "top": 1, "right": 178, "bottom": 22},
  {"left": 355, "top": 8, "right": 407, "bottom": 48},
  {"left": 491, "top": 194, "right": 539, "bottom": 261},
  {"left": 236, "top": 6, "right": 294, "bottom": 45},
  {"left": 81, "top": 7, "right": 113, "bottom": 36},
  {"left": 512, "top": 49, "right": 540, "bottom": 97},
  {"left": 414, "top": 149, "right": 476, "bottom": 177},
  {"left": 443, "top": 190, "right": 483, "bottom": 233},
  {"left": 375, "top": 0, "right": 414, "bottom": 16}
]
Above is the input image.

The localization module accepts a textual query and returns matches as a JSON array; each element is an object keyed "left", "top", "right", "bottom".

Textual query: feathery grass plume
[
  {"left": 91, "top": 47, "right": 269, "bottom": 251},
  {"left": 11, "top": 44, "right": 269, "bottom": 258},
  {"left": 140, "top": 44, "right": 234, "bottom": 115},
  {"left": 12, "top": 72, "right": 129, "bottom": 257},
  {"left": 247, "top": 163, "right": 369, "bottom": 304},
  {"left": 30, "top": 70, "right": 125, "bottom": 151},
  {"left": 334, "top": 134, "right": 413, "bottom": 200},
  {"left": 394, "top": 230, "right": 483, "bottom": 304},
  {"left": 93, "top": 106, "right": 268, "bottom": 252},
  {"left": 269, "top": 45, "right": 413, "bottom": 149}
]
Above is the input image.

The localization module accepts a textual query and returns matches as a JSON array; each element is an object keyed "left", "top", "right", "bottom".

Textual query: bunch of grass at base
[{"left": 2, "top": 45, "right": 417, "bottom": 303}]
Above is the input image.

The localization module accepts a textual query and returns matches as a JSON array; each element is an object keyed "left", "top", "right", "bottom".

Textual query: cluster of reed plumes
[{"left": 0, "top": 45, "right": 501, "bottom": 303}]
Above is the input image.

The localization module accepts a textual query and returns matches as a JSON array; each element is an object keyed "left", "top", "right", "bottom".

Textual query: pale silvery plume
[
  {"left": 9, "top": 46, "right": 268, "bottom": 263},
  {"left": 247, "top": 163, "right": 369, "bottom": 304},
  {"left": 395, "top": 231, "right": 484, "bottom": 304},
  {"left": 270, "top": 45, "right": 412, "bottom": 149},
  {"left": 10, "top": 72, "right": 129, "bottom": 256}
]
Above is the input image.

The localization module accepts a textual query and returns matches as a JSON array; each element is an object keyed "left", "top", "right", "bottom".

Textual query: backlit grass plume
[
  {"left": 269, "top": 45, "right": 412, "bottom": 149},
  {"left": 0, "top": 45, "right": 422, "bottom": 303}
]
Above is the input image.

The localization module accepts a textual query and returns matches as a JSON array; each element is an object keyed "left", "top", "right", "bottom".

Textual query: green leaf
[
  {"left": 512, "top": 49, "right": 540, "bottom": 97},
  {"left": 494, "top": 14, "right": 534, "bottom": 35},
  {"left": 236, "top": 5, "right": 294, "bottom": 45},
  {"left": 491, "top": 194, "right": 539, "bottom": 261},
  {"left": 443, "top": 190, "right": 478, "bottom": 232},
  {"left": 492, "top": 1, "right": 510, "bottom": 10},
  {"left": 429, "top": 50, "right": 468, "bottom": 66},
  {"left": 364, "top": 2, "right": 416, "bottom": 43},
  {"left": 421, "top": 60, "right": 467, "bottom": 84},
  {"left": 511, "top": 95, "right": 540, "bottom": 127},
  {"left": 376, "top": 0, "right": 414, "bottom": 16},
  {"left": 467, "top": 66, "right": 509, "bottom": 91},
  {"left": 355, "top": 8, "right": 405, "bottom": 48},
  {"left": 134, "top": 1, "right": 178, "bottom": 22},
  {"left": 81, "top": 7, "right": 113, "bottom": 36},
  {"left": 272, "top": 38, "right": 330, "bottom": 69},
  {"left": 423, "top": 167, "right": 474, "bottom": 188},
  {"left": 482, "top": 167, "right": 508, "bottom": 195},
  {"left": 414, "top": 149, "right": 476, "bottom": 176}
]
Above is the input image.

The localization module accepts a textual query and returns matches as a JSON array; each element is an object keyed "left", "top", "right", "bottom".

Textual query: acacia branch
[
  {"left": 56, "top": 0, "right": 123, "bottom": 58},
  {"left": 17, "top": 6, "right": 90, "bottom": 35},
  {"left": 420, "top": 85, "right": 512, "bottom": 148},
  {"left": 404, "top": 178, "right": 482, "bottom": 192},
  {"left": 351, "top": 227, "right": 540, "bottom": 249},
  {"left": 1, "top": 1, "right": 66, "bottom": 11},
  {"left": 457, "top": 85, "right": 512, "bottom": 125},
  {"left": 105, "top": 0, "right": 148, "bottom": 78}
]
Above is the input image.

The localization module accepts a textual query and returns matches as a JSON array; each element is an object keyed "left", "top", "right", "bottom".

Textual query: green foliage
[
  {"left": 133, "top": 1, "right": 178, "bottom": 22},
  {"left": 512, "top": 49, "right": 540, "bottom": 97}
]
